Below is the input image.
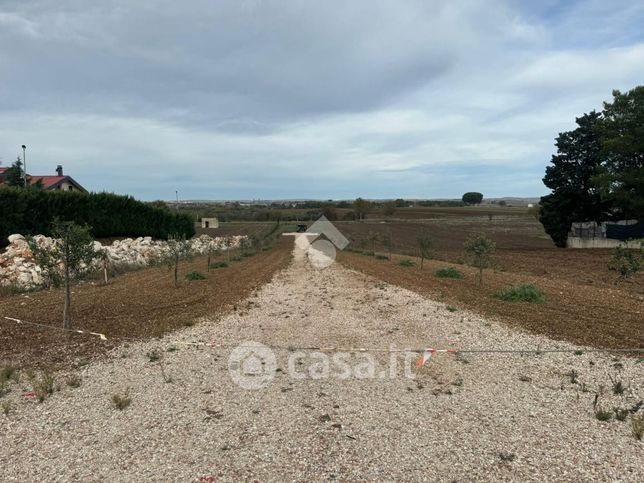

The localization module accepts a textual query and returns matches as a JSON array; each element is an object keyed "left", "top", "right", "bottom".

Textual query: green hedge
[{"left": 0, "top": 188, "right": 195, "bottom": 246}]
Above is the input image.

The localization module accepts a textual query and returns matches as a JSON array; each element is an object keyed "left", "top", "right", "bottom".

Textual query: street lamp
[{"left": 21, "top": 145, "right": 26, "bottom": 186}]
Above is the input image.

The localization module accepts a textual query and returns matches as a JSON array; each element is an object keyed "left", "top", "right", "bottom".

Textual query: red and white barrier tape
[{"left": 3, "top": 316, "right": 107, "bottom": 341}]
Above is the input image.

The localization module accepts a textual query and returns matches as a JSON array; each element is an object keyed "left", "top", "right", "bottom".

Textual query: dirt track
[{"left": 1, "top": 242, "right": 642, "bottom": 481}]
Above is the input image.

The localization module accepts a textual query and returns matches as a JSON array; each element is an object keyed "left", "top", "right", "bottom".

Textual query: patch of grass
[
  {"left": 375, "top": 254, "right": 389, "bottom": 260},
  {"left": 32, "top": 372, "right": 56, "bottom": 403},
  {"left": 0, "top": 366, "right": 19, "bottom": 383},
  {"left": 185, "top": 270, "right": 206, "bottom": 281},
  {"left": 209, "top": 261, "right": 229, "bottom": 269},
  {"left": 446, "top": 305, "right": 458, "bottom": 312},
  {"left": 166, "top": 345, "right": 178, "bottom": 353},
  {"left": 361, "top": 250, "right": 375, "bottom": 256},
  {"left": 230, "top": 255, "right": 242, "bottom": 262},
  {"left": 111, "top": 392, "right": 131, "bottom": 410},
  {"left": 574, "top": 350, "right": 584, "bottom": 356},
  {"left": 435, "top": 266, "right": 464, "bottom": 279},
  {"left": 398, "top": 259, "right": 415, "bottom": 267},
  {"left": 496, "top": 284, "right": 545, "bottom": 303},
  {"left": 241, "top": 252, "right": 254, "bottom": 257},
  {"left": 66, "top": 374, "right": 82, "bottom": 388},
  {"left": 632, "top": 414, "right": 644, "bottom": 440}
]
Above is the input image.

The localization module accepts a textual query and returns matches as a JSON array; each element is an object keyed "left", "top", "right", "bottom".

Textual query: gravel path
[{"left": 1, "top": 243, "right": 642, "bottom": 481}]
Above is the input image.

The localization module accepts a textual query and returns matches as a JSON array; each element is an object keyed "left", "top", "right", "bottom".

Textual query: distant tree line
[
  {"left": 540, "top": 86, "right": 644, "bottom": 247},
  {"left": 0, "top": 188, "right": 195, "bottom": 246}
]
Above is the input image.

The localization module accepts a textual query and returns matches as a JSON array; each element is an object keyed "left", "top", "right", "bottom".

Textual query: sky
[{"left": 1, "top": 0, "right": 643, "bottom": 201}]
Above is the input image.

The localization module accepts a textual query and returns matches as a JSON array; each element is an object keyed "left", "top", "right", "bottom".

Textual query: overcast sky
[{"left": 1, "top": 0, "right": 643, "bottom": 200}]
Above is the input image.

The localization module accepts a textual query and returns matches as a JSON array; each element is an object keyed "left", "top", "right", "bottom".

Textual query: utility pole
[{"left": 21, "top": 145, "right": 26, "bottom": 187}]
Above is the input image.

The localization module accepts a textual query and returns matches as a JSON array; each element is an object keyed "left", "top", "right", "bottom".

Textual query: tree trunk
[
  {"left": 207, "top": 255, "right": 211, "bottom": 272},
  {"left": 63, "top": 247, "right": 71, "bottom": 329},
  {"left": 174, "top": 253, "right": 179, "bottom": 287},
  {"left": 420, "top": 254, "right": 424, "bottom": 269},
  {"left": 478, "top": 266, "right": 483, "bottom": 285}
]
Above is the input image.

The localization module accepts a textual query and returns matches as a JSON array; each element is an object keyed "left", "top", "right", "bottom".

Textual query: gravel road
[{"left": 1, "top": 243, "right": 642, "bottom": 481}]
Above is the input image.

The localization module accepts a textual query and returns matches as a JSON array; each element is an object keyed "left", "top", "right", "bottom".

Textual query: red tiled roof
[
  {"left": 0, "top": 167, "right": 7, "bottom": 173},
  {"left": 28, "top": 175, "right": 67, "bottom": 189}
]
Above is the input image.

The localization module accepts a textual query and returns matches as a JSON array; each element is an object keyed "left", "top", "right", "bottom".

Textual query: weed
[
  {"left": 594, "top": 406, "right": 613, "bottom": 421},
  {"left": 66, "top": 374, "right": 82, "bottom": 388},
  {"left": 632, "top": 414, "right": 644, "bottom": 440},
  {"left": 0, "top": 366, "right": 19, "bottom": 383},
  {"left": 574, "top": 350, "right": 584, "bottom": 356},
  {"left": 446, "top": 306, "right": 458, "bottom": 312},
  {"left": 166, "top": 345, "right": 178, "bottom": 353},
  {"left": 2, "top": 401, "right": 12, "bottom": 416},
  {"left": 209, "top": 261, "right": 229, "bottom": 269},
  {"left": 496, "top": 284, "right": 545, "bottom": 303},
  {"left": 185, "top": 271, "right": 206, "bottom": 281},
  {"left": 568, "top": 369, "right": 578, "bottom": 384},
  {"left": 111, "top": 391, "right": 131, "bottom": 410},
  {"left": 398, "top": 259, "right": 415, "bottom": 267},
  {"left": 610, "top": 376, "right": 627, "bottom": 395},
  {"left": 32, "top": 372, "right": 56, "bottom": 403},
  {"left": 375, "top": 254, "right": 389, "bottom": 260},
  {"left": 614, "top": 408, "right": 629, "bottom": 421},
  {"left": 435, "top": 267, "right": 464, "bottom": 279},
  {"left": 147, "top": 350, "right": 161, "bottom": 362},
  {"left": 518, "top": 375, "right": 532, "bottom": 382},
  {"left": 361, "top": 250, "right": 375, "bottom": 256}
]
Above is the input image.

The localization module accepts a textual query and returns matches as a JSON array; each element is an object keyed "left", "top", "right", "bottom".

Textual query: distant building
[
  {"left": 201, "top": 217, "right": 219, "bottom": 229},
  {"left": 0, "top": 165, "right": 87, "bottom": 192}
]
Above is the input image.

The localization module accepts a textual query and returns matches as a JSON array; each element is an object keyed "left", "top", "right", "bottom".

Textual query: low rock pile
[{"left": 0, "top": 234, "right": 246, "bottom": 289}]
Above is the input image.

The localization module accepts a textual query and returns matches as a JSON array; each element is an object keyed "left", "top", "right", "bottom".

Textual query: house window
[{"left": 68, "top": 186, "right": 73, "bottom": 191}]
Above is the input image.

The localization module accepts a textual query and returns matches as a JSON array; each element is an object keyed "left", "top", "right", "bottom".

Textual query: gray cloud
[{"left": 0, "top": 0, "right": 643, "bottom": 199}]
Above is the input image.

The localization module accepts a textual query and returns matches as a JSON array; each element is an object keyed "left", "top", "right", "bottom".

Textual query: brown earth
[
  {"left": 337, "top": 218, "right": 644, "bottom": 292},
  {"left": 338, "top": 250, "right": 644, "bottom": 351},
  {"left": 0, "top": 238, "right": 292, "bottom": 370}
]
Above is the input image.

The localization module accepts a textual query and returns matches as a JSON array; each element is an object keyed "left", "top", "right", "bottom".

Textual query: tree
[
  {"left": 463, "top": 233, "right": 495, "bottom": 285},
  {"left": 367, "top": 231, "right": 379, "bottom": 251},
  {"left": 462, "top": 192, "right": 483, "bottom": 205},
  {"left": 417, "top": 234, "right": 433, "bottom": 269},
  {"left": 321, "top": 203, "right": 338, "bottom": 221},
  {"left": 383, "top": 201, "right": 396, "bottom": 217},
  {"left": 27, "top": 221, "right": 100, "bottom": 329},
  {"left": 539, "top": 112, "right": 606, "bottom": 247},
  {"left": 593, "top": 87, "right": 644, "bottom": 219},
  {"left": 607, "top": 244, "right": 642, "bottom": 281},
  {"left": 4, "top": 157, "right": 25, "bottom": 187},
  {"left": 206, "top": 244, "right": 221, "bottom": 272},
  {"left": 354, "top": 198, "right": 370, "bottom": 221},
  {"left": 394, "top": 198, "right": 407, "bottom": 208},
  {"left": 160, "top": 235, "right": 192, "bottom": 287},
  {"left": 381, "top": 232, "right": 393, "bottom": 261}
]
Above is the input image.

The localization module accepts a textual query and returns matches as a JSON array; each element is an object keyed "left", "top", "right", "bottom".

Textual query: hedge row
[{"left": 0, "top": 188, "right": 195, "bottom": 246}]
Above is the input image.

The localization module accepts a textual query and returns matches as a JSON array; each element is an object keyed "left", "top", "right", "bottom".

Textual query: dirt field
[
  {"left": 0, "top": 242, "right": 641, "bottom": 481},
  {"left": 0, "top": 239, "right": 292, "bottom": 370}
]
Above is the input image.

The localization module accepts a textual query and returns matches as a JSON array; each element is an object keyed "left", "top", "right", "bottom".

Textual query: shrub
[
  {"left": 607, "top": 245, "right": 641, "bottom": 280},
  {"left": 496, "top": 284, "right": 545, "bottom": 303},
  {"left": 435, "top": 267, "right": 464, "bottom": 279},
  {"left": 361, "top": 250, "right": 375, "bottom": 256},
  {"left": 399, "top": 259, "right": 415, "bottom": 267},
  {"left": 0, "top": 187, "right": 194, "bottom": 247},
  {"left": 209, "top": 261, "right": 229, "bottom": 269},
  {"left": 66, "top": 375, "right": 82, "bottom": 388},
  {"left": 594, "top": 407, "right": 613, "bottom": 421},
  {"left": 375, "top": 254, "right": 389, "bottom": 260},
  {"left": 185, "top": 271, "right": 206, "bottom": 281}
]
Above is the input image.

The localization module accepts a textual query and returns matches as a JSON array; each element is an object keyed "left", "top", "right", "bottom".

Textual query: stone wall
[{"left": 0, "top": 234, "right": 246, "bottom": 289}]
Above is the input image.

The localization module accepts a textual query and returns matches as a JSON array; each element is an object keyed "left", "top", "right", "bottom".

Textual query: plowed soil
[
  {"left": 338, "top": 250, "right": 644, "bottom": 351},
  {"left": 0, "top": 239, "right": 292, "bottom": 369}
]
